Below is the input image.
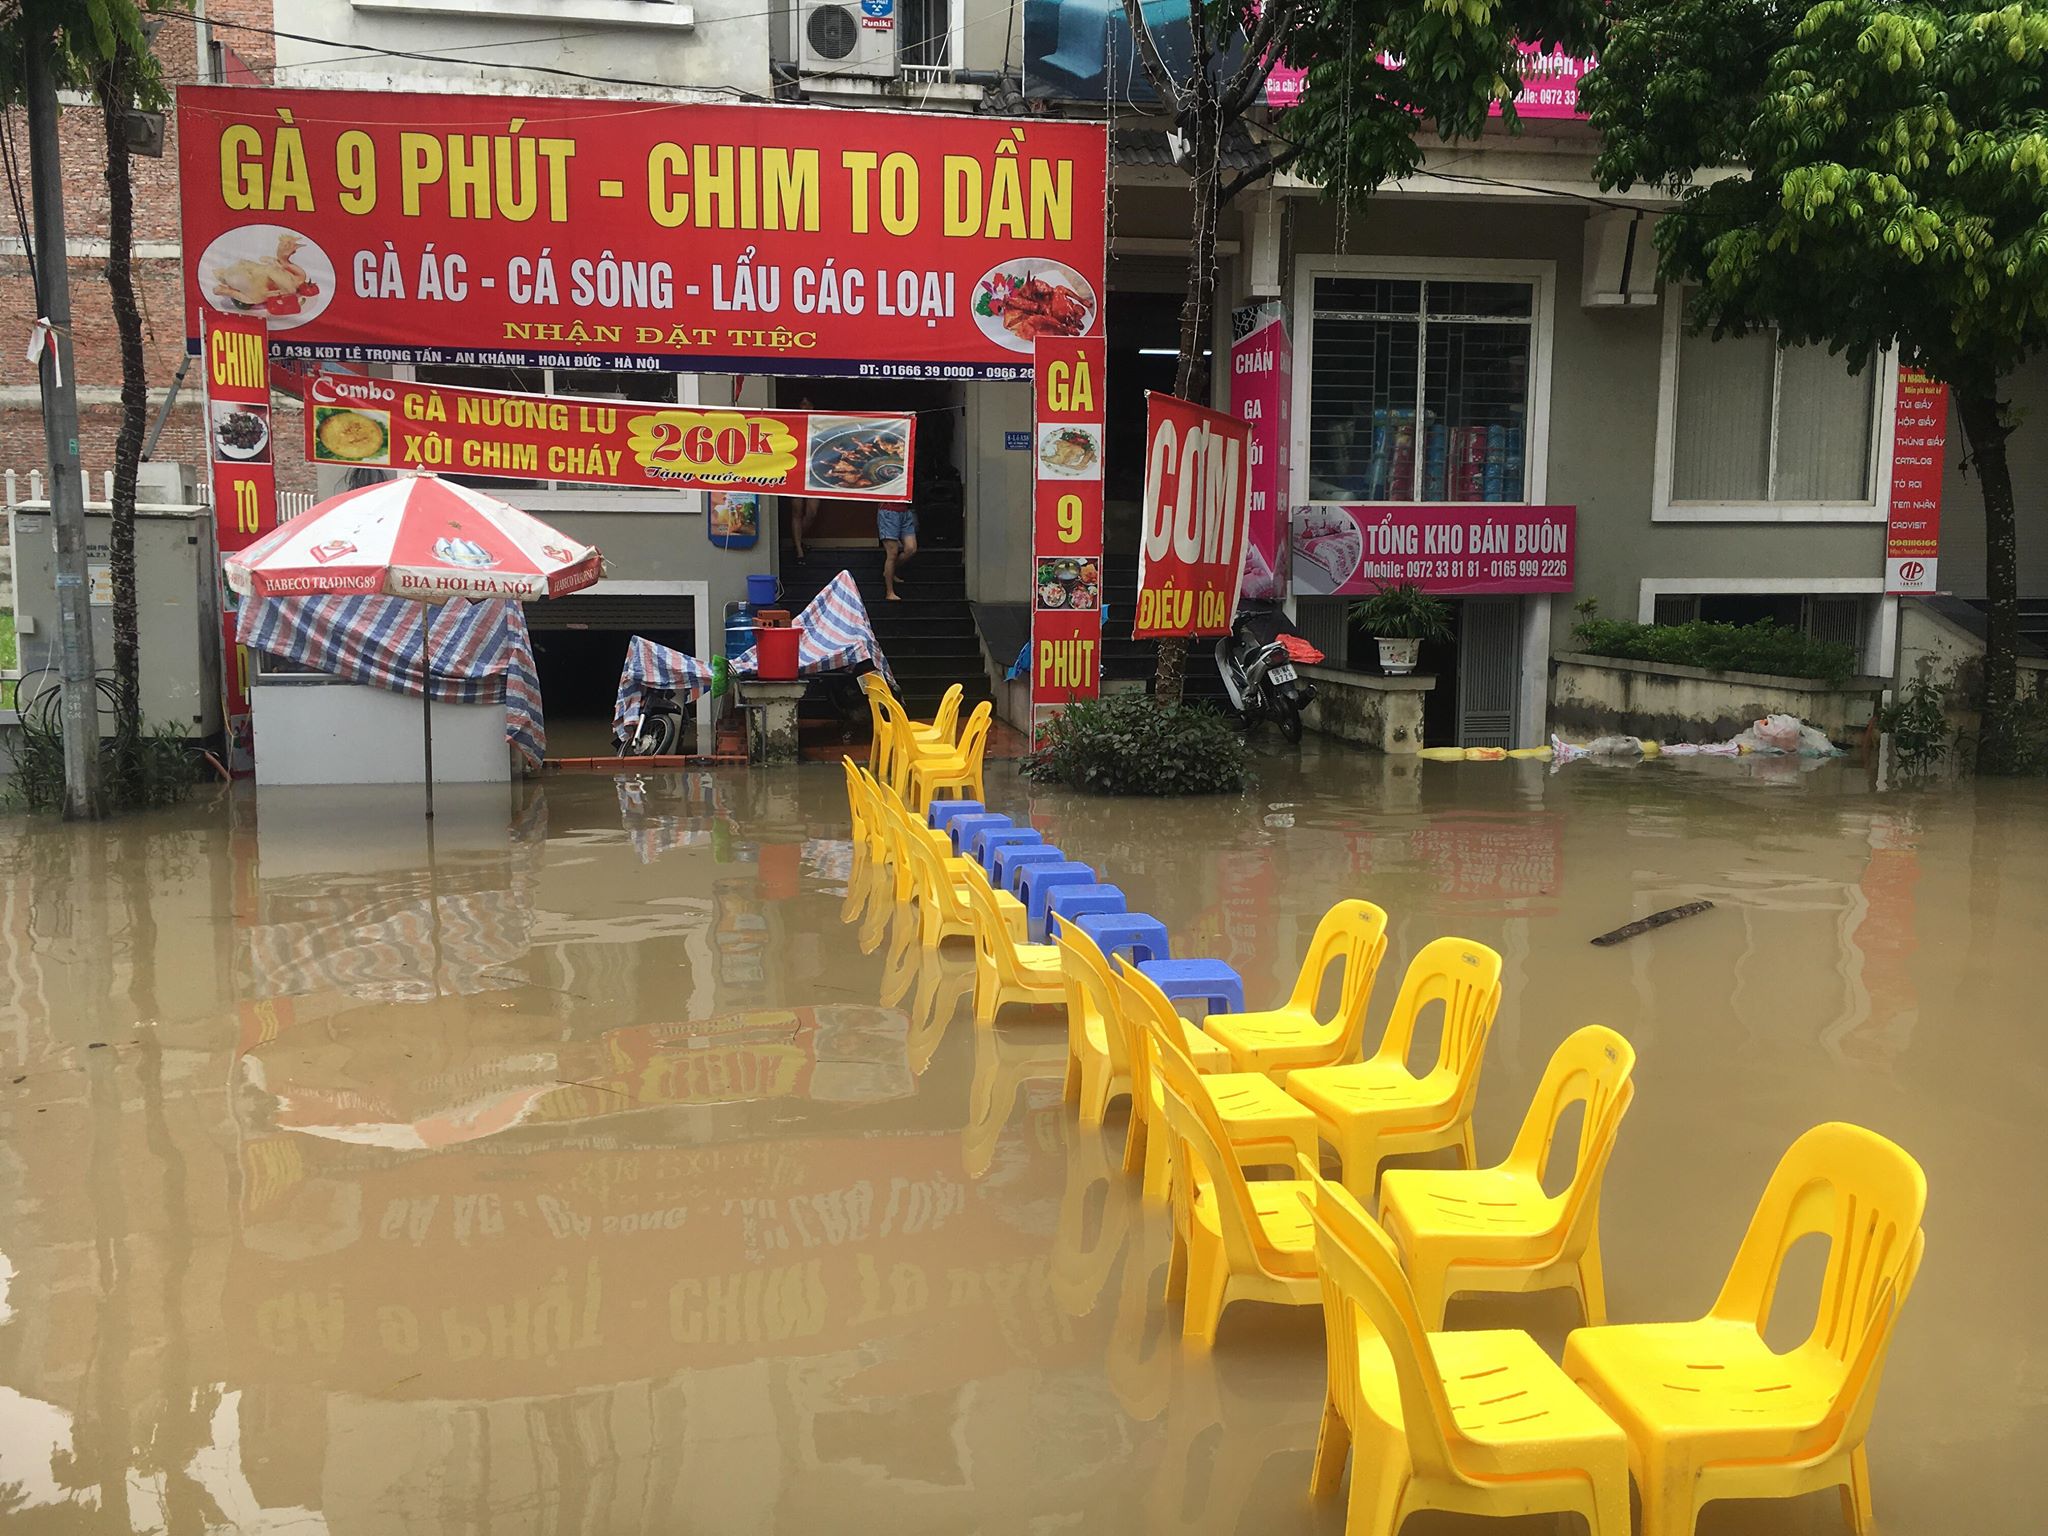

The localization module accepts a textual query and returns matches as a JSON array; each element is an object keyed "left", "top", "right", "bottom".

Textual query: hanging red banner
[
  {"left": 1134, "top": 391, "right": 1251, "bottom": 638},
  {"left": 1884, "top": 365, "right": 1947, "bottom": 594},
  {"left": 203, "top": 311, "right": 278, "bottom": 775},
  {"left": 1030, "top": 334, "right": 1105, "bottom": 739},
  {"left": 1230, "top": 302, "right": 1292, "bottom": 601},
  {"left": 304, "top": 374, "right": 915, "bottom": 501},
  {"left": 177, "top": 86, "right": 1107, "bottom": 381}
]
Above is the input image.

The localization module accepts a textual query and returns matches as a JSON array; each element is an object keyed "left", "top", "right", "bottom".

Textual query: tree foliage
[
  {"left": 1582, "top": 0, "right": 2048, "bottom": 771},
  {"left": 0, "top": 0, "right": 167, "bottom": 107}
]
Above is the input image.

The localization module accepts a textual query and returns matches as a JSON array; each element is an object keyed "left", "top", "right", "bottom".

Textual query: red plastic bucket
[{"left": 753, "top": 624, "right": 803, "bottom": 680}]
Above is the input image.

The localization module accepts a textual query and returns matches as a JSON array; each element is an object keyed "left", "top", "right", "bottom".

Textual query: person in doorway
[{"left": 879, "top": 503, "right": 917, "bottom": 601}]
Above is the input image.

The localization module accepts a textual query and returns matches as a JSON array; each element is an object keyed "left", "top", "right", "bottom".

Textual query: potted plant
[{"left": 1348, "top": 582, "right": 1452, "bottom": 675}]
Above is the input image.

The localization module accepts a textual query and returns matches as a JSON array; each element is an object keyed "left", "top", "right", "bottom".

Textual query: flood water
[{"left": 0, "top": 745, "right": 2042, "bottom": 1534}]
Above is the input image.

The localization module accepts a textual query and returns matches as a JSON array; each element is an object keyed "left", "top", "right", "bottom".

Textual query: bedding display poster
[
  {"left": 178, "top": 86, "right": 1107, "bottom": 381},
  {"left": 1030, "top": 334, "right": 1105, "bottom": 742},
  {"left": 1133, "top": 391, "right": 1252, "bottom": 639},
  {"left": 305, "top": 374, "right": 916, "bottom": 502},
  {"left": 1230, "top": 302, "right": 1291, "bottom": 601},
  {"left": 203, "top": 311, "right": 279, "bottom": 776},
  {"left": 1884, "top": 365, "right": 1948, "bottom": 594},
  {"left": 1290, "top": 504, "right": 1577, "bottom": 597}
]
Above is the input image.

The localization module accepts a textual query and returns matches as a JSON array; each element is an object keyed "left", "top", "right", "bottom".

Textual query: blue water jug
[{"left": 725, "top": 601, "right": 756, "bottom": 660}]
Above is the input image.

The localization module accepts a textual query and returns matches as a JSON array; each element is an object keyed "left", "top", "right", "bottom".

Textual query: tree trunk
[
  {"left": 99, "top": 51, "right": 145, "bottom": 738},
  {"left": 1152, "top": 51, "right": 1222, "bottom": 708},
  {"left": 1955, "top": 386, "right": 2020, "bottom": 773}
]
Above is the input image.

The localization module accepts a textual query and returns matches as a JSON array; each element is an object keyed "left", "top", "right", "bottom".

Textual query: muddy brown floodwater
[{"left": 0, "top": 745, "right": 2042, "bottom": 1534}]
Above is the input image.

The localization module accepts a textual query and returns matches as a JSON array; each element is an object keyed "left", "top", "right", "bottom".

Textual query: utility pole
[{"left": 25, "top": 43, "right": 103, "bottom": 818}]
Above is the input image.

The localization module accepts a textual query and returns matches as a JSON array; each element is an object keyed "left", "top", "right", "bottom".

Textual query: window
[
  {"left": 1306, "top": 276, "right": 1534, "bottom": 504},
  {"left": 412, "top": 365, "right": 686, "bottom": 493},
  {"left": 900, "top": 0, "right": 953, "bottom": 72},
  {"left": 1652, "top": 592, "right": 1866, "bottom": 648},
  {"left": 1660, "top": 304, "right": 1883, "bottom": 516}
]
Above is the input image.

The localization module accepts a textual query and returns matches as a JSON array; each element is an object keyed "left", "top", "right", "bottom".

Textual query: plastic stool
[
  {"left": 1018, "top": 861, "right": 1097, "bottom": 939},
  {"left": 996, "top": 842, "right": 1065, "bottom": 892},
  {"left": 947, "top": 813, "right": 1011, "bottom": 856},
  {"left": 1073, "top": 911, "right": 1171, "bottom": 964},
  {"left": 976, "top": 826, "right": 1045, "bottom": 870},
  {"left": 927, "top": 799, "right": 984, "bottom": 831},
  {"left": 1138, "top": 958, "right": 1245, "bottom": 1016},
  {"left": 1045, "top": 884, "right": 1127, "bottom": 933}
]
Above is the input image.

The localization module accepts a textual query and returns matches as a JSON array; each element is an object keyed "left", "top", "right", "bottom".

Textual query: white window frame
[
  {"left": 352, "top": 0, "right": 695, "bottom": 30},
  {"left": 1291, "top": 254, "right": 1559, "bottom": 748},
  {"left": 395, "top": 364, "right": 703, "bottom": 514},
  {"left": 1652, "top": 291, "right": 1897, "bottom": 523},
  {"left": 1635, "top": 576, "right": 1894, "bottom": 677}
]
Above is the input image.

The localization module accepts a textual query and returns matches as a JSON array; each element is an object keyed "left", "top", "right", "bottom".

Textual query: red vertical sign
[
  {"left": 1031, "top": 336, "right": 1105, "bottom": 742},
  {"left": 1134, "top": 392, "right": 1252, "bottom": 638},
  {"left": 203, "top": 312, "right": 279, "bottom": 774},
  {"left": 1884, "top": 364, "right": 1947, "bottom": 594},
  {"left": 1230, "top": 302, "right": 1292, "bottom": 600}
]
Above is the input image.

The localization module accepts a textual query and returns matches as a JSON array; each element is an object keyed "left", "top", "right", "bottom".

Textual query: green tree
[
  {"left": 1120, "top": 0, "right": 1597, "bottom": 702},
  {"left": 2, "top": 0, "right": 174, "bottom": 750},
  {"left": 1582, "top": 0, "right": 2048, "bottom": 772}
]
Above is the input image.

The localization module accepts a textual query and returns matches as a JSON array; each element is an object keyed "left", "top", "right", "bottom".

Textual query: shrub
[
  {"left": 1021, "top": 690, "right": 1248, "bottom": 796},
  {"left": 5, "top": 716, "right": 200, "bottom": 814},
  {"left": 1348, "top": 582, "right": 1453, "bottom": 640},
  {"left": 1877, "top": 678, "right": 1952, "bottom": 776},
  {"left": 1569, "top": 617, "right": 1857, "bottom": 687}
]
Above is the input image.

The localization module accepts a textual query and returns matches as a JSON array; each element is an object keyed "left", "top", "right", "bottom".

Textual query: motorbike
[
  {"left": 621, "top": 687, "right": 684, "bottom": 757},
  {"left": 1215, "top": 604, "right": 1318, "bottom": 744}
]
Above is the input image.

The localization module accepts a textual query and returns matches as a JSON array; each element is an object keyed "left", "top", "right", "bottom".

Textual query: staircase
[{"left": 779, "top": 542, "right": 993, "bottom": 719}]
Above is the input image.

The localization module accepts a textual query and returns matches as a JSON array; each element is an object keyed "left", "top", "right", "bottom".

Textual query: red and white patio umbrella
[
  {"left": 226, "top": 472, "right": 604, "bottom": 813},
  {"left": 225, "top": 471, "right": 603, "bottom": 603}
]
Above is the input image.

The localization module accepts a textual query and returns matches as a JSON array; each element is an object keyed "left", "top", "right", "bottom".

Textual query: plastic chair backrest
[
  {"left": 1711, "top": 1123, "right": 1928, "bottom": 1397},
  {"left": 1057, "top": 925, "right": 1126, "bottom": 1069},
  {"left": 861, "top": 675, "right": 892, "bottom": 777},
  {"left": 963, "top": 864, "right": 1023, "bottom": 980},
  {"left": 1373, "top": 937, "right": 1504, "bottom": 1103},
  {"left": 1137, "top": 975, "right": 1273, "bottom": 1277},
  {"left": 1283, "top": 899, "right": 1391, "bottom": 1056},
  {"left": 929, "top": 683, "right": 964, "bottom": 744},
  {"left": 1306, "top": 1168, "right": 1464, "bottom": 1485},
  {"left": 901, "top": 802, "right": 973, "bottom": 924},
  {"left": 1505, "top": 1024, "right": 1637, "bottom": 1250},
  {"left": 841, "top": 755, "right": 867, "bottom": 832},
  {"left": 950, "top": 701, "right": 994, "bottom": 769},
  {"left": 872, "top": 690, "right": 918, "bottom": 793}
]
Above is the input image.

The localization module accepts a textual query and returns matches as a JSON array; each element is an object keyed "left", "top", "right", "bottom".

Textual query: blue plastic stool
[
  {"left": 1138, "top": 958, "right": 1245, "bottom": 1016},
  {"left": 975, "top": 826, "right": 1045, "bottom": 870},
  {"left": 1045, "top": 884, "right": 1127, "bottom": 934},
  {"left": 1073, "top": 911, "right": 1172, "bottom": 964},
  {"left": 1019, "top": 862, "right": 1097, "bottom": 939},
  {"left": 996, "top": 843, "right": 1066, "bottom": 892},
  {"left": 927, "top": 799, "right": 984, "bottom": 831},
  {"left": 947, "top": 813, "right": 1011, "bottom": 856}
]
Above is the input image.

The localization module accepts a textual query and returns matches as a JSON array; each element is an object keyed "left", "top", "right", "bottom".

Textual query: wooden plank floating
[{"left": 1590, "top": 900, "right": 1715, "bottom": 947}]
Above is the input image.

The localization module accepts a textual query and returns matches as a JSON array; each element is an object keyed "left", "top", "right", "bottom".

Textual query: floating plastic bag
[{"left": 1731, "top": 713, "right": 1839, "bottom": 756}]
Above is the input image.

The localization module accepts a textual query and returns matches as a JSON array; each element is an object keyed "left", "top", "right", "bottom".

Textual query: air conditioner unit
[
  {"left": 799, "top": 0, "right": 900, "bottom": 79},
  {"left": 1581, "top": 209, "right": 1661, "bottom": 309}
]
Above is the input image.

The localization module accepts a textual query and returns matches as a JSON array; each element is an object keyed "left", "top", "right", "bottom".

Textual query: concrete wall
[
  {"left": 1299, "top": 666, "right": 1432, "bottom": 753},
  {"left": 275, "top": 1, "right": 772, "bottom": 98},
  {"left": 1550, "top": 652, "right": 1883, "bottom": 745},
  {"left": 1894, "top": 599, "right": 2048, "bottom": 741}
]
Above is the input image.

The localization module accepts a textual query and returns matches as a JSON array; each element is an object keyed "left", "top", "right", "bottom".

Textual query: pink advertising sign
[
  {"left": 1266, "top": 44, "right": 1596, "bottom": 116},
  {"left": 1230, "top": 302, "right": 1292, "bottom": 601},
  {"left": 1291, "top": 503, "right": 1576, "bottom": 597}
]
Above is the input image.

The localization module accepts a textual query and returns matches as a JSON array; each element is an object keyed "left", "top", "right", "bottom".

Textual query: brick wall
[{"left": 1, "top": 0, "right": 313, "bottom": 498}]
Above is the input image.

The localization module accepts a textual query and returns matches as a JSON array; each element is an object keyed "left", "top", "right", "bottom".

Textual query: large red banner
[
  {"left": 1030, "top": 335, "right": 1105, "bottom": 738},
  {"left": 177, "top": 87, "right": 1107, "bottom": 380},
  {"left": 1884, "top": 365, "right": 1947, "bottom": 594},
  {"left": 304, "top": 374, "right": 915, "bottom": 501},
  {"left": 1134, "top": 392, "right": 1252, "bottom": 638},
  {"left": 203, "top": 311, "right": 278, "bottom": 775},
  {"left": 1290, "top": 503, "right": 1576, "bottom": 596}
]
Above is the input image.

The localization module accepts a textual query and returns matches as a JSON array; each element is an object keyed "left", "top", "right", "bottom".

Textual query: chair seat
[
  {"left": 1072, "top": 912, "right": 1171, "bottom": 962},
  {"left": 1360, "top": 1328, "right": 1626, "bottom": 1451},
  {"left": 1015, "top": 943, "right": 1064, "bottom": 977},
  {"left": 1286, "top": 1057, "right": 1459, "bottom": 1127},
  {"left": 1139, "top": 958, "right": 1246, "bottom": 1014},
  {"left": 1565, "top": 1320, "right": 1843, "bottom": 1445},
  {"left": 926, "top": 799, "right": 984, "bottom": 829},
  {"left": 995, "top": 843, "right": 1065, "bottom": 890},
  {"left": 1380, "top": 1165, "right": 1565, "bottom": 1243},
  {"left": 1191, "top": 1177, "right": 1317, "bottom": 1275},
  {"left": 948, "top": 813, "right": 1012, "bottom": 854},
  {"left": 1204, "top": 1007, "right": 1344, "bottom": 1073},
  {"left": 975, "top": 826, "right": 1044, "bottom": 866},
  {"left": 1204, "top": 1071, "right": 1319, "bottom": 1146}
]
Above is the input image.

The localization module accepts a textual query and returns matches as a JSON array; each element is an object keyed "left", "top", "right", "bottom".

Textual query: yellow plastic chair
[
  {"left": 1562, "top": 1123, "right": 1927, "bottom": 1536},
  {"left": 1100, "top": 956, "right": 1253, "bottom": 1202},
  {"left": 1055, "top": 925, "right": 1135, "bottom": 1127},
  {"left": 908, "top": 701, "right": 993, "bottom": 811},
  {"left": 1118, "top": 960, "right": 1319, "bottom": 1186},
  {"left": 1380, "top": 1024, "right": 1637, "bottom": 1328},
  {"left": 915, "top": 682, "right": 964, "bottom": 749},
  {"left": 964, "top": 866, "right": 1064, "bottom": 1022},
  {"left": 841, "top": 755, "right": 871, "bottom": 851},
  {"left": 858, "top": 674, "right": 896, "bottom": 781},
  {"left": 1205, "top": 900, "right": 1391, "bottom": 1081},
  {"left": 869, "top": 686, "right": 925, "bottom": 796},
  {"left": 958, "top": 857, "right": 1030, "bottom": 947},
  {"left": 1147, "top": 1005, "right": 1320, "bottom": 1347},
  {"left": 1284, "top": 937, "right": 1504, "bottom": 1201},
  {"left": 1306, "top": 1166, "right": 1631, "bottom": 1536}
]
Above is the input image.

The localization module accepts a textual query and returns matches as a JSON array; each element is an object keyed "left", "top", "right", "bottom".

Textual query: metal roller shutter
[{"left": 524, "top": 595, "right": 699, "bottom": 636}]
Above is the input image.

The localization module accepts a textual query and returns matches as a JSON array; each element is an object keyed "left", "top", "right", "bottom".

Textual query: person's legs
[
  {"left": 882, "top": 537, "right": 903, "bottom": 600},
  {"left": 878, "top": 507, "right": 917, "bottom": 600}
]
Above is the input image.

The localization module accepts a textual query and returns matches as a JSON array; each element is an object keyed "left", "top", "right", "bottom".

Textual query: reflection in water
[{"left": 0, "top": 752, "right": 2042, "bottom": 1532}]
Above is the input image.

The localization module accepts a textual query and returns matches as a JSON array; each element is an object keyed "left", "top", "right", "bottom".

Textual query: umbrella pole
[{"left": 420, "top": 614, "right": 436, "bottom": 819}]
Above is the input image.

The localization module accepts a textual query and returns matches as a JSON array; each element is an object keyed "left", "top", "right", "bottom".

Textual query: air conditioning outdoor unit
[
  {"left": 1581, "top": 209, "right": 1661, "bottom": 309},
  {"left": 799, "top": 0, "right": 900, "bottom": 78}
]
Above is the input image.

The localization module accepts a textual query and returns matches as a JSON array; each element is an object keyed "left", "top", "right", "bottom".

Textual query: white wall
[
  {"left": 963, "top": 381, "right": 1034, "bottom": 604},
  {"left": 253, "top": 681, "right": 510, "bottom": 785}
]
